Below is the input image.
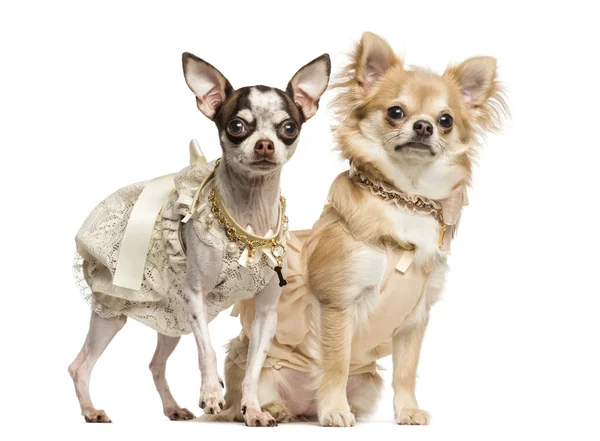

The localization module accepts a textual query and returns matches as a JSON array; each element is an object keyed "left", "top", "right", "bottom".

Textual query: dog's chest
[
  {"left": 383, "top": 204, "right": 442, "bottom": 264},
  {"left": 191, "top": 205, "right": 276, "bottom": 321},
  {"left": 205, "top": 249, "right": 274, "bottom": 319}
]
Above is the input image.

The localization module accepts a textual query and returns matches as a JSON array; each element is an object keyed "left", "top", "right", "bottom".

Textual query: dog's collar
[
  {"left": 350, "top": 163, "right": 444, "bottom": 225},
  {"left": 195, "top": 159, "right": 289, "bottom": 287},
  {"left": 349, "top": 163, "right": 468, "bottom": 250}
]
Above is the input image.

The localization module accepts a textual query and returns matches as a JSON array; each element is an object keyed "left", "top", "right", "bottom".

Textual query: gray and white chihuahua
[{"left": 68, "top": 52, "right": 330, "bottom": 426}]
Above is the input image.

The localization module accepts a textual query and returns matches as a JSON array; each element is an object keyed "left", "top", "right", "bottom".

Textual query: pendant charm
[
  {"left": 274, "top": 266, "right": 287, "bottom": 287},
  {"left": 438, "top": 224, "right": 446, "bottom": 248},
  {"left": 226, "top": 241, "right": 238, "bottom": 253},
  {"left": 247, "top": 248, "right": 256, "bottom": 265},
  {"left": 271, "top": 244, "right": 285, "bottom": 259}
]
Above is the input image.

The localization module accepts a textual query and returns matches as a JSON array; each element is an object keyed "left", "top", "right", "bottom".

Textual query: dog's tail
[{"left": 198, "top": 337, "right": 245, "bottom": 423}]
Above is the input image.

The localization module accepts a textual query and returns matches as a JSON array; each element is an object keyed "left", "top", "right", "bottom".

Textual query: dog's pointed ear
[
  {"left": 353, "top": 32, "right": 399, "bottom": 91},
  {"left": 286, "top": 54, "right": 331, "bottom": 121},
  {"left": 444, "top": 56, "right": 497, "bottom": 107},
  {"left": 182, "top": 53, "right": 233, "bottom": 120},
  {"left": 444, "top": 56, "right": 508, "bottom": 131}
]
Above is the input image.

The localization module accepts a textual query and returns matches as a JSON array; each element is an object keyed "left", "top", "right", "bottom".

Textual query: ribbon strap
[
  {"left": 113, "top": 173, "right": 177, "bottom": 290},
  {"left": 112, "top": 139, "right": 206, "bottom": 291}
]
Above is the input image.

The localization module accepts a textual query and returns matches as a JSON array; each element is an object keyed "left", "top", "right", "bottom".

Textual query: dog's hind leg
[
  {"left": 149, "top": 333, "right": 195, "bottom": 421},
  {"left": 68, "top": 307, "right": 127, "bottom": 423},
  {"left": 262, "top": 401, "right": 294, "bottom": 423},
  {"left": 203, "top": 338, "right": 295, "bottom": 423},
  {"left": 257, "top": 367, "right": 293, "bottom": 423},
  {"left": 347, "top": 371, "right": 384, "bottom": 419}
]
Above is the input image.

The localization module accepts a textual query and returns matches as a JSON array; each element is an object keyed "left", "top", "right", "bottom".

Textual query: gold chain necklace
[
  {"left": 205, "top": 174, "right": 289, "bottom": 287},
  {"left": 352, "top": 166, "right": 447, "bottom": 247}
]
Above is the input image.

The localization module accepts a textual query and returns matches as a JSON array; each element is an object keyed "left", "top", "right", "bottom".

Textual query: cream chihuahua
[{"left": 215, "top": 32, "right": 507, "bottom": 426}]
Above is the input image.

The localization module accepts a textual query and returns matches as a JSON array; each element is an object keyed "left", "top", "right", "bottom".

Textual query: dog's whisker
[{"left": 384, "top": 133, "right": 404, "bottom": 146}]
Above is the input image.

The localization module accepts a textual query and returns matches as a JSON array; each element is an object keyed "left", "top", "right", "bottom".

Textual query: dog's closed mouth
[
  {"left": 252, "top": 160, "right": 278, "bottom": 167},
  {"left": 395, "top": 142, "right": 434, "bottom": 155}
]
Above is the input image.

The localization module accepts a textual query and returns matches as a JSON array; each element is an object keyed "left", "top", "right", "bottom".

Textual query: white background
[{"left": 1, "top": 1, "right": 599, "bottom": 440}]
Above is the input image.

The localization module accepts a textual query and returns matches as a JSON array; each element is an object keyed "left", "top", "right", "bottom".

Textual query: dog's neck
[
  {"left": 349, "top": 151, "right": 469, "bottom": 201},
  {"left": 215, "top": 163, "right": 281, "bottom": 236},
  {"left": 338, "top": 127, "right": 470, "bottom": 200},
  {"left": 387, "top": 158, "right": 467, "bottom": 200}
]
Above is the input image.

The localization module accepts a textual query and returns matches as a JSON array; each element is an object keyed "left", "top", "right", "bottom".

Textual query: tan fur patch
[{"left": 308, "top": 32, "right": 508, "bottom": 424}]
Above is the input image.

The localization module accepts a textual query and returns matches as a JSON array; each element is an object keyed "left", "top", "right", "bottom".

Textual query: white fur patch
[
  {"left": 236, "top": 108, "right": 254, "bottom": 123},
  {"left": 273, "top": 110, "right": 290, "bottom": 124},
  {"left": 384, "top": 204, "right": 441, "bottom": 266},
  {"left": 347, "top": 245, "right": 387, "bottom": 330},
  {"left": 248, "top": 88, "right": 284, "bottom": 113}
]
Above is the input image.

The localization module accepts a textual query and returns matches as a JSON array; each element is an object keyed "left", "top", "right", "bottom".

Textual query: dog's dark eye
[
  {"left": 227, "top": 119, "right": 247, "bottom": 137},
  {"left": 438, "top": 113, "right": 453, "bottom": 128},
  {"left": 387, "top": 106, "right": 404, "bottom": 120},
  {"left": 280, "top": 120, "right": 298, "bottom": 139}
]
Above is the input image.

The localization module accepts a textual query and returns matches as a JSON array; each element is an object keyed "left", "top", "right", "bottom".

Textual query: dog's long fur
[
  {"left": 68, "top": 53, "right": 330, "bottom": 425},
  {"left": 316, "top": 32, "right": 506, "bottom": 426},
  {"left": 218, "top": 32, "right": 507, "bottom": 426}
]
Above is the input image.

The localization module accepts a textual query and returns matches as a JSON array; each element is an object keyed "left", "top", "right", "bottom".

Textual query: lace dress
[{"left": 74, "top": 160, "right": 275, "bottom": 337}]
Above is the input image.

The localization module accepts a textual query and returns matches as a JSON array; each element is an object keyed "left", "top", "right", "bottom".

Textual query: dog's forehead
[
  {"left": 248, "top": 87, "right": 285, "bottom": 113},
  {"left": 245, "top": 87, "right": 296, "bottom": 125},
  {"left": 218, "top": 86, "right": 301, "bottom": 128},
  {"left": 398, "top": 72, "right": 449, "bottom": 113}
]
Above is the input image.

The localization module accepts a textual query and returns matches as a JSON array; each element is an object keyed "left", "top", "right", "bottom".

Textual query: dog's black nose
[
  {"left": 413, "top": 120, "right": 433, "bottom": 137},
  {"left": 254, "top": 139, "right": 275, "bottom": 158}
]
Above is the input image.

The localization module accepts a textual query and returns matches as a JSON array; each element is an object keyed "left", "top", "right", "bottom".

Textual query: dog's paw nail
[
  {"left": 83, "top": 409, "right": 111, "bottom": 423},
  {"left": 200, "top": 401, "right": 206, "bottom": 409},
  {"left": 396, "top": 408, "right": 430, "bottom": 425},
  {"left": 319, "top": 409, "right": 356, "bottom": 427},
  {"left": 242, "top": 405, "right": 247, "bottom": 415},
  {"left": 255, "top": 420, "right": 262, "bottom": 426},
  {"left": 168, "top": 407, "right": 196, "bottom": 421},
  {"left": 210, "top": 408, "right": 215, "bottom": 415},
  {"left": 219, "top": 402, "right": 224, "bottom": 410},
  {"left": 220, "top": 380, "right": 224, "bottom": 388}
]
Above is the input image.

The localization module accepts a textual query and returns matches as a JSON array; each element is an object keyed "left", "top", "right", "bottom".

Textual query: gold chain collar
[
  {"left": 350, "top": 165, "right": 447, "bottom": 247},
  {"left": 203, "top": 160, "right": 289, "bottom": 286}
]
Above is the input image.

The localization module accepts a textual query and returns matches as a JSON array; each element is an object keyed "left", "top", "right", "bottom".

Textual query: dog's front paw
[
  {"left": 395, "top": 408, "right": 430, "bottom": 425},
  {"left": 199, "top": 383, "right": 225, "bottom": 415},
  {"left": 166, "top": 407, "right": 195, "bottom": 421},
  {"left": 83, "top": 409, "right": 112, "bottom": 423},
  {"left": 318, "top": 408, "right": 356, "bottom": 427},
  {"left": 242, "top": 406, "right": 278, "bottom": 427}
]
